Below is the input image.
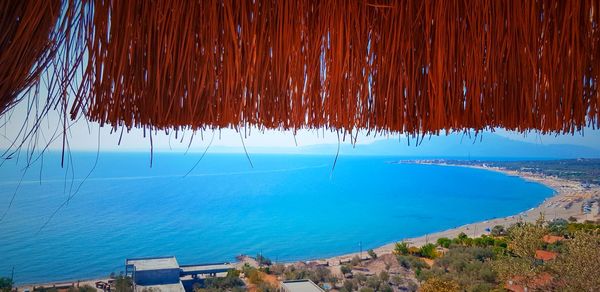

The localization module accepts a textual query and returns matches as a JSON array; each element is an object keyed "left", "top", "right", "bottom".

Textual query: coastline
[
  {"left": 315, "top": 162, "right": 600, "bottom": 268},
  {"left": 17, "top": 162, "right": 600, "bottom": 288}
]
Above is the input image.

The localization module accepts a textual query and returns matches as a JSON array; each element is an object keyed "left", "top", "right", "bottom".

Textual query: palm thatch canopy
[{"left": 2, "top": 0, "right": 600, "bottom": 137}]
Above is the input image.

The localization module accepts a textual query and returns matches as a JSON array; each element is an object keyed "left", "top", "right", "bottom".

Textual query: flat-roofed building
[
  {"left": 281, "top": 280, "right": 324, "bottom": 292},
  {"left": 126, "top": 256, "right": 184, "bottom": 292}
]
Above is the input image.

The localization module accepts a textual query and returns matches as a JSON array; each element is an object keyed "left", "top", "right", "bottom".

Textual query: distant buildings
[
  {"left": 506, "top": 273, "right": 553, "bottom": 292},
  {"left": 125, "top": 256, "right": 232, "bottom": 292},
  {"left": 534, "top": 250, "right": 558, "bottom": 262},
  {"left": 541, "top": 235, "right": 564, "bottom": 244}
]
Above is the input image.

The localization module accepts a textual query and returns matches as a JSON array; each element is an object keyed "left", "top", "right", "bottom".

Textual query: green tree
[
  {"left": 0, "top": 277, "right": 13, "bottom": 292},
  {"left": 340, "top": 265, "right": 352, "bottom": 275},
  {"left": 490, "top": 225, "right": 506, "bottom": 237},
  {"left": 506, "top": 221, "right": 546, "bottom": 258},
  {"left": 436, "top": 237, "right": 452, "bottom": 248},
  {"left": 547, "top": 218, "right": 568, "bottom": 235},
  {"left": 550, "top": 231, "right": 600, "bottom": 291},
  {"left": 492, "top": 221, "right": 547, "bottom": 284}
]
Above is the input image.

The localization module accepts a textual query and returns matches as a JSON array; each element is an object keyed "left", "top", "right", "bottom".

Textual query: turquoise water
[{"left": 0, "top": 153, "right": 553, "bottom": 284}]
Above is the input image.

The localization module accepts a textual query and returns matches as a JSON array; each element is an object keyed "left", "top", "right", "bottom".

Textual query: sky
[{"left": 2, "top": 97, "right": 600, "bottom": 154}]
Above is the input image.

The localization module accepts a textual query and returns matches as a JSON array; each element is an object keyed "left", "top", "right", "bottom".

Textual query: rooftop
[
  {"left": 535, "top": 250, "right": 558, "bottom": 261},
  {"left": 542, "top": 235, "right": 564, "bottom": 244},
  {"left": 126, "top": 256, "right": 180, "bottom": 271},
  {"left": 281, "top": 280, "right": 324, "bottom": 292}
]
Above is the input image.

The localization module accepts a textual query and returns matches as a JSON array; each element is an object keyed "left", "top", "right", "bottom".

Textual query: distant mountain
[{"left": 296, "top": 133, "right": 600, "bottom": 158}]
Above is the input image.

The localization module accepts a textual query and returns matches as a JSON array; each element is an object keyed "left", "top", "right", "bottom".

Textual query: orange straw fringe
[{"left": 2, "top": 1, "right": 600, "bottom": 137}]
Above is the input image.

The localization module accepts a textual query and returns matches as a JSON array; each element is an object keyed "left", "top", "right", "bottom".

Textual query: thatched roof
[{"left": 2, "top": 0, "right": 600, "bottom": 137}]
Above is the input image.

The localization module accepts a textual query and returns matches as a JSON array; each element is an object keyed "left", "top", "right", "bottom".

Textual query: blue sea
[{"left": 0, "top": 152, "right": 553, "bottom": 284}]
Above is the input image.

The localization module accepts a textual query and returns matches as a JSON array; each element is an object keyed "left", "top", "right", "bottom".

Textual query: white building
[{"left": 281, "top": 280, "right": 324, "bottom": 292}]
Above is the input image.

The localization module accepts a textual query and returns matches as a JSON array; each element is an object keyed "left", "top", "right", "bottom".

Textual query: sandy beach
[{"left": 317, "top": 162, "right": 600, "bottom": 268}]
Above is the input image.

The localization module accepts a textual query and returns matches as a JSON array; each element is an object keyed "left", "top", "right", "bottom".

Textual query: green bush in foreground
[
  {"left": 419, "top": 277, "right": 460, "bottom": 292},
  {"left": 0, "top": 277, "right": 13, "bottom": 292},
  {"left": 113, "top": 276, "right": 133, "bottom": 292},
  {"left": 397, "top": 255, "right": 428, "bottom": 270},
  {"left": 437, "top": 237, "right": 452, "bottom": 248},
  {"left": 419, "top": 243, "right": 438, "bottom": 259},
  {"left": 394, "top": 241, "right": 410, "bottom": 255},
  {"left": 340, "top": 265, "right": 352, "bottom": 274}
]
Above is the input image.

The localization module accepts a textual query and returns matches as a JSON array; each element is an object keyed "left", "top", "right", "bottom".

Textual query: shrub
[
  {"left": 312, "top": 266, "right": 332, "bottom": 283},
  {"left": 408, "top": 246, "right": 420, "bottom": 255},
  {"left": 490, "top": 225, "right": 506, "bottom": 237},
  {"left": 379, "top": 283, "right": 393, "bottom": 292},
  {"left": 113, "top": 276, "right": 133, "bottom": 292},
  {"left": 437, "top": 237, "right": 452, "bottom": 248},
  {"left": 428, "top": 246, "right": 498, "bottom": 290},
  {"left": 340, "top": 265, "right": 352, "bottom": 275},
  {"left": 548, "top": 218, "right": 569, "bottom": 235},
  {"left": 227, "top": 269, "right": 241, "bottom": 278},
  {"left": 367, "top": 249, "right": 377, "bottom": 259},
  {"left": 256, "top": 254, "right": 272, "bottom": 266},
  {"left": 0, "top": 277, "right": 13, "bottom": 292},
  {"left": 354, "top": 273, "right": 367, "bottom": 284},
  {"left": 393, "top": 241, "right": 410, "bottom": 255},
  {"left": 365, "top": 276, "right": 381, "bottom": 290},
  {"left": 390, "top": 275, "right": 404, "bottom": 286},
  {"left": 245, "top": 268, "right": 262, "bottom": 284},
  {"left": 379, "top": 271, "right": 389, "bottom": 282},
  {"left": 419, "top": 243, "right": 438, "bottom": 259},
  {"left": 397, "top": 255, "right": 428, "bottom": 270},
  {"left": 550, "top": 231, "right": 600, "bottom": 291},
  {"left": 204, "top": 274, "right": 245, "bottom": 290},
  {"left": 269, "top": 264, "right": 285, "bottom": 275},
  {"left": 342, "top": 280, "right": 355, "bottom": 292},
  {"left": 419, "top": 277, "right": 460, "bottom": 292},
  {"left": 256, "top": 282, "right": 276, "bottom": 292},
  {"left": 351, "top": 255, "right": 361, "bottom": 266}
]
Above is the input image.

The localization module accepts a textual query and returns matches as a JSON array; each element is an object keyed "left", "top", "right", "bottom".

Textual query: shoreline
[
  {"left": 17, "top": 162, "right": 600, "bottom": 288},
  {"left": 314, "top": 161, "right": 599, "bottom": 267}
]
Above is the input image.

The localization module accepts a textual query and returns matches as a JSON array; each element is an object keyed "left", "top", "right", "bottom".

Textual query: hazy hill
[{"left": 213, "top": 133, "right": 600, "bottom": 159}]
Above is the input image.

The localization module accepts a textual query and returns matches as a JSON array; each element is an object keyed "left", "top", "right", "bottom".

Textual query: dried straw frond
[{"left": 3, "top": 0, "right": 600, "bottom": 140}]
